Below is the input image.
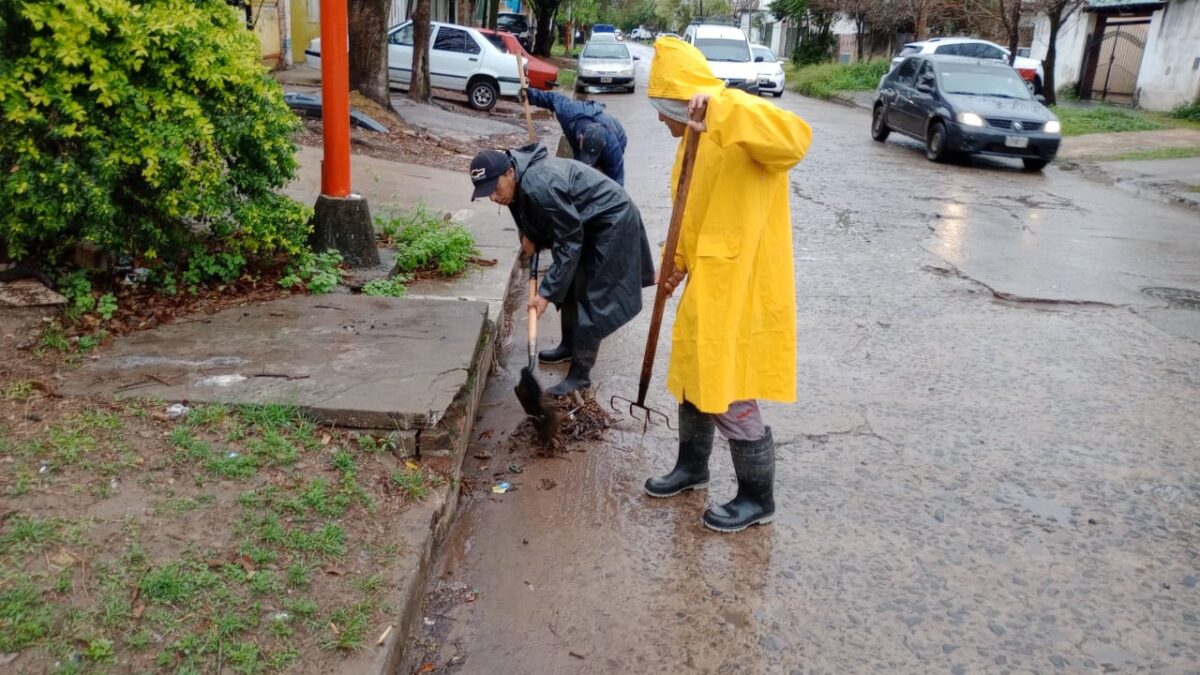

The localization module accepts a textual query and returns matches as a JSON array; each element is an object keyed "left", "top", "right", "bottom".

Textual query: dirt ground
[{"left": 0, "top": 285, "right": 450, "bottom": 673}]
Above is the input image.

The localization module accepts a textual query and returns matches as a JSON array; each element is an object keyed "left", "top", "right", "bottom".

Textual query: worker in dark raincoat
[
  {"left": 468, "top": 144, "right": 654, "bottom": 396},
  {"left": 520, "top": 89, "right": 628, "bottom": 185}
]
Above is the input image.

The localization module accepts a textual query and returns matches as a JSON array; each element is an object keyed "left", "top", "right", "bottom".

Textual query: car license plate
[
  {"left": 1005, "top": 135, "right": 1029, "bottom": 148},
  {"left": 600, "top": 77, "right": 613, "bottom": 84}
]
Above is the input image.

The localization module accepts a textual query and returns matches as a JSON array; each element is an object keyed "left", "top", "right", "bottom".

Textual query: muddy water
[{"left": 404, "top": 42, "right": 1200, "bottom": 673}]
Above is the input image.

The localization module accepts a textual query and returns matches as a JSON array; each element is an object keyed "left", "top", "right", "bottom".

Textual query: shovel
[
  {"left": 514, "top": 251, "right": 560, "bottom": 443},
  {"left": 611, "top": 126, "right": 702, "bottom": 431}
]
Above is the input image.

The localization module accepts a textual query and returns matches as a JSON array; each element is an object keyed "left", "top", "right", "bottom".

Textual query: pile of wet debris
[{"left": 510, "top": 390, "right": 614, "bottom": 454}]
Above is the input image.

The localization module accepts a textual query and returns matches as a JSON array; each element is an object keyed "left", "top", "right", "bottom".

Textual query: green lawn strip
[
  {"left": 784, "top": 60, "right": 890, "bottom": 100},
  {"left": 1107, "top": 146, "right": 1200, "bottom": 161},
  {"left": 0, "top": 401, "right": 434, "bottom": 671}
]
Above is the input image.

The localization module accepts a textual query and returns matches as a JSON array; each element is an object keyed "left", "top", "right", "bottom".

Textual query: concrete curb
[{"left": 341, "top": 252, "right": 524, "bottom": 675}]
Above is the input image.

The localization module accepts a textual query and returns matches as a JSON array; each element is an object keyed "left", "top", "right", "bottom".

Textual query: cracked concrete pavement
[{"left": 404, "top": 41, "right": 1200, "bottom": 674}]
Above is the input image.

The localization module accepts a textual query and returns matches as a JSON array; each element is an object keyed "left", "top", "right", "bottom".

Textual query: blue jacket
[{"left": 527, "top": 89, "right": 627, "bottom": 185}]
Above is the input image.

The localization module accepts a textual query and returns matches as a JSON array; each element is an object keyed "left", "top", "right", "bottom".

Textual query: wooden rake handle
[
  {"left": 515, "top": 52, "right": 536, "bottom": 143},
  {"left": 635, "top": 128, "right": 701, "bottom": 407}
]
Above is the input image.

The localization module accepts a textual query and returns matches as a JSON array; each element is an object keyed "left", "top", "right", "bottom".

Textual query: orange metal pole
[{"left": 319, "top": 0, "right": 352, "bottom": 198}]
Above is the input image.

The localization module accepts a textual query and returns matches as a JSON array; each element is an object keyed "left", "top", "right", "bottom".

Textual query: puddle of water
[{"left": 1001, "top": 482, "right": 1072, "bottom": 523}]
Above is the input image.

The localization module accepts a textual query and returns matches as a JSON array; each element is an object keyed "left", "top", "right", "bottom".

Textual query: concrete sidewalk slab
[
  {"left": 1095, "top": 156, "right": 1200, "bottom": 209},
  {"left": 1057, "top": 128, "right": 1200, "bottom": 161},
  {"left": 61, "top": 294, "right": 488, "bottom": 431}
]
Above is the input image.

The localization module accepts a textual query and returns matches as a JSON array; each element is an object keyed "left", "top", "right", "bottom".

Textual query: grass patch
[
  {"left": 376, "top": 201, "right": 478, "bottom": 276},
  {"left": 1050, "top": 105, "right": 1162, "bottom": 136},
  {"left": 0, "top": 515, "right": 64, "bottom": 555},
  {"left": 1109, "top": 146, "right": 1200, "bottom": 161},
  {"left": 1171, "top": 101, "right": 1200, "bottom": 123},
  {"left": 320, "top": 600, "right": 375, "bottom": 651},
  {"left": 389, "top": 464, "right": 443, "bottom": 501},
  {"left": 557, "top": 68, "right": 576, "bottom": 89},
  {"left": 2, "top": 380, "right": 35, "bottom": 401},
  {"left": 362, "top": 277, "right": 408, "bottom": 297},
  {"left": 786, "top": 60, "right": 889, "bottom": 99},
  {"left": 0, "top": 581, "right": 56, "bottom": 652}
]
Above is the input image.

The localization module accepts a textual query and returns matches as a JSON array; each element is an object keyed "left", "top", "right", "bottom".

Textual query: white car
[
  {"left": 682, "top": 23, "right": 761, "bottom": 93},
  {"left": 630, "top": 27, "right": 653, "bottom": 41},
  {"left": 751, "top": 45, "right": 785, "bottom": 98},
  {"left": 305, "top": 20, "right": 522, "bottom": 111},
  {"left": 892, "top": 38, "right": 1045, "bottom": 94}
]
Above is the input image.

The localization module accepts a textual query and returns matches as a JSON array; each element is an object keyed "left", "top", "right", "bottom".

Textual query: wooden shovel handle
[
  {"left": 527, "top": 251, "right": 539, "bottom": 368},
  {"left": 636, "top": 128, "right": 701, "bottom": 407},
  {"left": 515, "top": 52, "right": 536, "bottom": 143}
]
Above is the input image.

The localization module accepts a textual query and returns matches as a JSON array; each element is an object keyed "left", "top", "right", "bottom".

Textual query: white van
[{"left": 682, "top": 23, "right": 760, "bottom": 93}]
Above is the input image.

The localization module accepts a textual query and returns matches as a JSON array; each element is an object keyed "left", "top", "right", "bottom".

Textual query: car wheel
[
  {"left": 926, "top": 120, "right": 950, "bottom": 162},
  {"left": 1033, "top": 76, "right": 1044, "bottom": 96},
  {"left": 468, "top": 79, "right": 499, "bottom": 112},
  {"left": 1022, "top": 158, "right": 1049, "bottom": 172},
  {"left": 626, "top": 85, "right": 636, "bottom": 94},
  {"left": 772, "top": 90, "right": 783, "bottom": 98},
  {"left": 871, "top": 105, "right": 890, "bottom": 142}
]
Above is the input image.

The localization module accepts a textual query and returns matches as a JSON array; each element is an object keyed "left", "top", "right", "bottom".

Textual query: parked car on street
[
  {"left": 480, "top": 28, "right": 559, "bottom": 90},
  {"left": 576, "top": 40, "right": 639, "bottom": 93},
  {"left": 630, "top": 26, "right": 654, "bottom": 40},
  {"left": 589, "top": 32, "right": 618, "bottom": 43},
  {"left": 305, "top": 20, "right": 522, "bottom": 111},
  {"left": 871, "top": 55, "right": 1061, "bottom": 171},
  {"left": 615, "top": 29, "right": 625, "bottom": 41},
  {"left": 892, "top": 38, "right": 1045, "bottom": 94},
  {"left": 682, "top": 23, "right": 759, "bottom": 93},
  {"left": 592, "top": 23, "right": 616, "bottom": 36},
  {"left": 751, "top": 45, "right": 785, "bottom": 97},
  {"left": 497, "top": 12, "right": 532, "bottom": 49}
]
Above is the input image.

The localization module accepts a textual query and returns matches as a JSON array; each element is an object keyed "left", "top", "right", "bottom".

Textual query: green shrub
[
  {"left": 0, "top": 0, "right": 301, "bottom": 266},
  {"left": 1171, "top": 101, "right": 1200, "bottom": 123},
  {"left": 279, "top": 250, "right": 343, "bottom": 294},
  {"left": 789, "top": 60, "right": 890, "bottom": 99},
  {"left": 377, "top": 203, "right": 477, "bottom": 277}
]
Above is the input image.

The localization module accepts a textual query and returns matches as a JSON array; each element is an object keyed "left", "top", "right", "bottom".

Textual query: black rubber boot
[
  {"left": 538, "top": 298, "right": 575, "bottom": 364},
  {"left": 645, "top": 402, "right": 715, "bottom": 498},
  {"left": 702, "top": 428, "right": 775, "bottom": 533},
  {"left": 546, "top": 342, "right": 597, "bottom": 396}
]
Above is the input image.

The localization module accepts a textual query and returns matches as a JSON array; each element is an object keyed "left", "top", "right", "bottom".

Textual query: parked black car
[{"left": 872, "top": 55, "right": 1062, "bottom": 171}]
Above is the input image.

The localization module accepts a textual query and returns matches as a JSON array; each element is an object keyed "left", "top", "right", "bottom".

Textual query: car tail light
[{"left": 1017, "top": 68, "right": 1036, "bottom": 81}]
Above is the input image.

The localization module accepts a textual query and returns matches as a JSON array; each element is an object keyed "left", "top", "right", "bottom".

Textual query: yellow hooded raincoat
[{"left": 648, "top": 38, "right": 813, "bottom": 414}]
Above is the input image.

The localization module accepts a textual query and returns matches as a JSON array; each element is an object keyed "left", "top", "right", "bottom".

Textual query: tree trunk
[
  {"left": 1043, "top": 6, "right": 1062, "bottom": 105},
  {"left": 914, "top": 5, "right": 928, "bottom": 40},
  {"left": 348, "top": 0, "right": 393, "bottom": 109},
  {"left": 457, "top": 0, "right": 473, "bottom": 26},
  {"left": 533, "top": 5, "right": 558, "bottom": 56},
  {"left": 488, "top": 0, "right": 499, "bottom": 28},
  {"left": 855, "top": 15, "right": 865, "bottom": 62},
  {"left": 410, "top": 0, "right": 432, "bottom": 102},
  {"left": 1007, "top": 0, "right": 1021, "bottom": 65}
]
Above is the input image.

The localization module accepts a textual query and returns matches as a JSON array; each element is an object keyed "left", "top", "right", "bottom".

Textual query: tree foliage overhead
[{"left": 0, "top": 0, "right": 303, "bottom": 265}]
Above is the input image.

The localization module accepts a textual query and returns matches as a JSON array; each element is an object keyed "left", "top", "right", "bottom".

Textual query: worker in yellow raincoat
[{"left": 643, "top": 37, "right": 813, "bottom": 533}]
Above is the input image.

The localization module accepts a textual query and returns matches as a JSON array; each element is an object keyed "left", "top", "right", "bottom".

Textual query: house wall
[
  {"left": 1030, "top": 9, "right": 1094, "bottom": 93},
  {"left": 1136, "top": 0, "right": 1200, "bottom": 110},
  {"left": 253, "top": 0, "right": 283, "bottom": 63},
  {"left": 291, "top": 0, "right": 321, "bottom": 63}
]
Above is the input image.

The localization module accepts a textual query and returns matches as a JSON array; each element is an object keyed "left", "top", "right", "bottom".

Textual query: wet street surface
[{"left": 404, "top": 42, "right": 1200, "bottom": 674}]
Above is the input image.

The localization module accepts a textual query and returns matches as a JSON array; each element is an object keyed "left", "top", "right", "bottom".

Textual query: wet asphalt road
[{"left": 404, "top": 42, "right": 1200, "bottom": 674}]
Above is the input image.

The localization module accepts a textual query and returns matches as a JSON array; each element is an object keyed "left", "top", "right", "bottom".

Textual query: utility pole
[{"left": 309, "top": 0, "right": 381, "bottom": 268}]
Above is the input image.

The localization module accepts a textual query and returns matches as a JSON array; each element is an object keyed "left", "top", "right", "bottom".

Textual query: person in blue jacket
[{"left": 521, "top": 88, "right": 628, "bottom": 185}]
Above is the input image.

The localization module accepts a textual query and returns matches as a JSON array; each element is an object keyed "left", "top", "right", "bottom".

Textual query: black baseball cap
[
  {"left": 577, "top": 125, "right": 607, "bottom": 166},
  {"left": 469, "top": 150, "right": 511, "bottom": 200}
]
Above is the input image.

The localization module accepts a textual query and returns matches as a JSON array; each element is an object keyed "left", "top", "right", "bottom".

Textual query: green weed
[
  {"left": 362, "top": 277, "right": 409, "bottom": 297},
  {"left": 282, "top": 597, "right": 319, "bottom": 621},
  {"left": 283, "top": 523, "right": 347, "bottom": 559},
  {"left": 320, "top": 601, "right": 374, "bottom": 651},
  {"left": 0, "top": 581, "right": 55, "bottom": 652},
  {"left": 280, "top": 249, "right": 343, "bottom": 294},
  {"left": 2, "top": 380, "right": 35, "bottom": 401},
  {"left": 139, "top": 561, "right": 221, "bottom": 605},
  {"left": 248, "top": 570, "right": 283, "bottom": 596},
  {"left": 1171, "top": 100, "right": 1200, "bottom": 123},
  {"left": 377, "top": 202, "right": 478, "bottom": 276},
  {"left": 0, "top": 514, "right": 63, "bottom": 554},
  {"left": 390, "top": 466, "right": 434, "bottom": 501},
  {"left": 287, "top": 477, "right": 351, "bottom": 518},
  {"left": 286, "top": 560, "right": 315, "bottom": 588}
]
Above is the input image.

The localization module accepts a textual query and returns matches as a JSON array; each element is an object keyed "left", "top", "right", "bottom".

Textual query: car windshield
[
  {"left": 753, "top": 47, "right": 776, "bottom": 62},
  {"left": 582, "top": 43, "right": 630, "bottom": 59},
  {"left": 939, "top": 66, "right": 1033, "bottom": 99},
  {"left": 498, "top": 15, "right": 527, "bottom": 30},
  {"left": 695, "top": 37, "right": 751, "bottom": 62}
]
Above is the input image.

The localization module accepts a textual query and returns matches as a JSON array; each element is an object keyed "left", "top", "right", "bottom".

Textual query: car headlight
[
  {"left": 1044, "top": 120, "right": 1061, "bottom": 134},
  {"left": 957, "top": 112, "right": 985, "bottom": 127},
  {"left": 580, "top": 68, "right": 595, "bottom": 76}
]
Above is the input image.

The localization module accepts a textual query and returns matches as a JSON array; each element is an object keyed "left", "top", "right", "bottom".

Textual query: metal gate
[{"left": 1084, "top": 16, "right": 1150, "bottom": 105}]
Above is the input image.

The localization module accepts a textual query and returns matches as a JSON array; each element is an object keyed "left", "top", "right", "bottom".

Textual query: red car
[{"left": 478, "top": 28, "right": 559, "bottom": 91}]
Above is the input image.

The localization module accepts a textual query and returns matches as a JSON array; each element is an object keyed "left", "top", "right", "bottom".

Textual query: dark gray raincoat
[{"left": 506, "top": 143, "right": 654, "bottom": 343}]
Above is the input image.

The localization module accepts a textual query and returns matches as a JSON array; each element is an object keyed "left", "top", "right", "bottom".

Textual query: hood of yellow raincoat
[{"left": 648, "top": 37, "right": 725, "bottom": 101}]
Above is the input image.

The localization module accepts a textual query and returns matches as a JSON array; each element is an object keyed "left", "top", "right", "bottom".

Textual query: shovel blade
[{"left": 515, "top": 366, "right": 560, "bottom": 444}]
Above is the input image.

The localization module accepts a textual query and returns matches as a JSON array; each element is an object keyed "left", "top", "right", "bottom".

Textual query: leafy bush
[
  {"left": 1171, "top": 101, "right": 1200, "bottom": 123},
  {"left": 377, "top": 203, "right": 477, "bottom": 276},
  {"left": 1049, "top": 105, "right": 1161, "bottom": 136},
  {"left": 0, "top": 0, "right": 301, "bottom": 266},
  {"left": 789, "top": 60, "right": 890, "bottom": 99}
]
